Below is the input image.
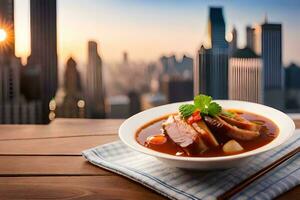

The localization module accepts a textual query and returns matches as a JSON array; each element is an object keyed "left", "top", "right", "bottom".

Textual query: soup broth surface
[{"left": 136, "top": 110, "right": 279, "bottom": 157}]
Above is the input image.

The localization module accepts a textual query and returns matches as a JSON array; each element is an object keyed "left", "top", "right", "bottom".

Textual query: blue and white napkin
[{"left": 82, "top": 131, "right": 300, "bottom": 200}]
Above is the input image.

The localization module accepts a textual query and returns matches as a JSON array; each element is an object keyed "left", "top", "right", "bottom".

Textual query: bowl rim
[{"left": 119, "top": 100, "right": 295, "bottom": 162}]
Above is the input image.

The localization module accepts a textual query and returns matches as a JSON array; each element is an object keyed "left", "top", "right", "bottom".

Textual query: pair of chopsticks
[{"left": 217, "top": 147, "right": 300, "bottom": 200}]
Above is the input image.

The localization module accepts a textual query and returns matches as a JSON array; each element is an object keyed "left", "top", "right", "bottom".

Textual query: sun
[{"left": 0, "top": 29, "right": 7, "bottom": 42}]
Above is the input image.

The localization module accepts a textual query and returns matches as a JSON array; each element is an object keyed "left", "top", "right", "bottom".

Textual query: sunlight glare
[{"left": 0, "top": 29, "right": 7, "bottom": 42}]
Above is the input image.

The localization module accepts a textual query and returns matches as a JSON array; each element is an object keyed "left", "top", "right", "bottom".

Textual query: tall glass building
[{"left": 195, "top": 7, "right": 228, "bottom": 99}]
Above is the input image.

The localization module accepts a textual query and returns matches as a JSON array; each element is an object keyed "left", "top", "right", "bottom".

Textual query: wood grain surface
[{"left": 0, "top": 118, "right": 298, "bottom": 200}]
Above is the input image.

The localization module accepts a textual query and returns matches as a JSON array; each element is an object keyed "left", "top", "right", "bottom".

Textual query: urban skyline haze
[{"left": 14, "top": 0, "right": 300, "bottom": 69}]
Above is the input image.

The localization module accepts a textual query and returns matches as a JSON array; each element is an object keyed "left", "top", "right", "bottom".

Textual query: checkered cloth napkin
[{"left": 82, "top": 131, "right": 300, "bottom": 200}]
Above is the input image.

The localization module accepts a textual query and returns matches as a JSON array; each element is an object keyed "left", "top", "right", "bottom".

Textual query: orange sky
[{"left": 14, "top": 0, "right": 300, "bottom": 68}]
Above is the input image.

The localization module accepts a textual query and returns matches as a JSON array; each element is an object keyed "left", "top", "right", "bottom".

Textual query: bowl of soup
[{"left": 119, "top": 98, "right": 295, "bottom": 169}]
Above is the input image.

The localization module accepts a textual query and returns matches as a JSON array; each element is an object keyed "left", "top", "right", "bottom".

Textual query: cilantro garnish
[
  {"left": 179, "top": 94, "right": 222, "bottom": 118},
  {"left": 179, "top": 104, "right": 196, "bottom": 118},
  {"left": 207, "top": 102, "right": 222, "bottom": 116}
]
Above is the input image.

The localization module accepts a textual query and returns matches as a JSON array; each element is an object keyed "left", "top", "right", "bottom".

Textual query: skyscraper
[
  {"left": 285, "top": 63, "right": 300, "bottom": 111},
  {"left": 0, "top": 0, "right": 42, "bottom": 124},
  {"left": 261, "top": 23, "right": 283, "bottom": 90},
  {"left": 30, "top": 0, "right": 57, "bottom": 123},
  {"left": 128, "top": 90, "right": 141, "bottom": 116},
  {"left": 160, "top": 55, "right": 193, "bottom": 79},
  {"left": 0, "top": 57, "right": 20, "bottom": 104},
  {"left": 0, "top": 0, "right": 14, "bottom": 63},
  {"left": 229, "top": 27, "right": 237, "bottom": 56},
  {"left": 253, "top": 25, "right": 261, "bottom": 55},
  {"left": 229, "top": 48, "right": 263, "bottom": 103},
  {"left": 86, "top": 41, "right": 105, "bottom": 118},
  {"left": 64, "top": 57, "right": 82, "bottom": 98},
  {"left": 162, "top": 77, "right": 193, "bottom": 103},
  {"left": 57, "top": 57, "right": 84, "bottom": 118},
  {"left": 261, "top": 22, "right": 283, "bottom": 109},
  {"left": 0, "top": 0, "right": 15, "bottom": 101},
  {"left": 208, "top": 7, "right": 227, "bottom": 49},
  {"left": 246, "top": 26, "right": 255, "bottom": 51},
  {"left": 195, "top": 46, "right": 228, "bottom": 99},
  {"left": 195, "top": 7, "right": 228, "bottom": 99}
]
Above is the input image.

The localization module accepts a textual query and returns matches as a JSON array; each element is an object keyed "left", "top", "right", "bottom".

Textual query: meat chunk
[
  {"left": 204, "top": 116, "right": 260, "bottom": 141},
  {"left": 162, "top": 115, "right": 208, "bottom": 155},
  {"left": 220, "top": 114, "right": 261, "bottom": 131},
  {"left": 191, "top": 121, "right": 219, "bottom": 147}
]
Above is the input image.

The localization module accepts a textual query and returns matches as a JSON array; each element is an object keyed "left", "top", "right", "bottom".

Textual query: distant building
[
  {"left": 30, "top": 0, "right": 58, "bottom": 123},
  {"left": 229, "top": 48, "right": 263, "bottom": 103},
  {"left": 56, "top": 57, "right": 84, "bottom": 118},
  {"left": 0, "top": 100, "right": 42, "bottom": 124},
  {"left": 123, "top": 51, "right": 128, "bottom": 64},
  {"left": 285, "top": 63, "right": 300, "bottom": 111},
  {"left": 0, "top": 0, "right": 14, "bottom": 64},
  {"left": 64, "top": 57, "right": 82, "bottom": 98},
  {"left": 262, "top": 22, "right": 283, "bottom": 109},
  {"left": 195, "top": 46, "right": 228, "bottom": 99},
  {"left": 160, "top": 55, "right": 193, "bottom": 80},
  {"left": 246, "top": 26, "right": 255, "bottom": 51},
  {"left": 107, "top": 95, "right": 129, "bottom": 119},
  {"left": 208, "top": 7, "right": 228, "bottom": 49},
  {"left": 0, "top": 57, "right": 42, "bottom": 124},
  {"left": 86, "top": 41, "right": 105, "bottom": 118},
  {"left": 160, "top": 55, "right": 177, "bottom": 76},
  {"left": 252, "top": 19, "right": 283, "bottom": 109},
  {"left": 261, "top": 23, "right": 283, "bottom": 90},
  {"left": 159, "top": 55, "right": 193, "bottom": 102},
  {"left": 229, "top": 27, "right": 237, "bottom": 56},
  {"left": 0, "top": 1, "right": 41, "bottom": 124},
  {"left": 162, "top": 76, "right": 193, "bottom": 103},
  {"left": 253, "top": 25, "right": 261, "bottom": 55},
  {"left": 179, "top": 55, "right": 193, "bottom": 79},
  {"left": 128, "top": 90, "right": 141, "bottom": 116},
  {"left": 0, "top": 57, "right": 20, "bottom": 104},
  {"left": 195, "top": 7, "right": 228, "bottom": 99}
]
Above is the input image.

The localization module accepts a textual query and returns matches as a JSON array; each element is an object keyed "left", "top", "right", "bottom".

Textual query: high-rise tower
[
  {"left": 0, "top": 0, "right": 14, "bottom": 63},
  {"left": 208, "top": 7, "right": 227, "bottom": 49},
  {"left": 261, "top": 23, "right": 282, "bottom": 90},
  {"left": 86, "top": 41, "right": 105, "bottom": 118},
  {"left": 195, "top": 7, "right": 228, "bottom": 99},
  {"left": 229, "top": 27, "right": 237, "bottom": 56},
  {"left": 229, "top": 48, "right": 263, "bottom": 103},
  {"left": 260, "top": 22, "right": 283, "bottom": 109},
  {"left": 246, "top": 26, "right": 255, "bottom": 51},
  {"left": 30, "top": 0, "right": 57, "bottom": 123},
  {"left": 195, "top": 46, "right": 228, "bottom": 99}
]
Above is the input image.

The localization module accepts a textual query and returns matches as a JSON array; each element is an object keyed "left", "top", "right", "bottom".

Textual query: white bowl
[{"left": 118, "top": 100, "right": 295, "bottom": 170}]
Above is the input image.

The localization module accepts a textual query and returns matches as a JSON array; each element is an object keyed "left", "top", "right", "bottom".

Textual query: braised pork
[
  {"left": 220, "top": 114, "right": 261, "bottom": 131},
  {"left": 204, "top": 115, "right": 260, "bottom": 141},
  {"left": 162, "top": 115, "right": 208, "bottom": 155}
]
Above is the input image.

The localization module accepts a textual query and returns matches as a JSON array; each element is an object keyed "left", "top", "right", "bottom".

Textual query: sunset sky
[{"left": 14, "top": 0, "right": 300, "bottom": 68}]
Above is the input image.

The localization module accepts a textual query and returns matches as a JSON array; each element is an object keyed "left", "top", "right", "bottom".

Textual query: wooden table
[{"left": 0, "top": 118, "right": 298, "bottom": 199}]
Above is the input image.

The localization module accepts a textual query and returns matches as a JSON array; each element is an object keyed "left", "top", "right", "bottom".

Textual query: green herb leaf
[
  {"left": 208, "top": 102, "right": 222, "bottom": 116},
  {"left": 194, "top": 94, "right": 212, "bottom": 110},
  {"left": 179, "top": 94, "right": 222, "bottom": 118},
  {"left": 221, "top": 110, "right": 235, "bottom": 118},
  {"left": 179, "top": 104, "right": 196, "bottom": 118}
]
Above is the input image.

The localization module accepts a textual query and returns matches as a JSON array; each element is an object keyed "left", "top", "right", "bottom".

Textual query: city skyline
[
  {"left": 1, "top": 0, "right": 300, "bottom": 124},
  {"left": 14, "top": 0, "right": 300, "bottom": 70}
]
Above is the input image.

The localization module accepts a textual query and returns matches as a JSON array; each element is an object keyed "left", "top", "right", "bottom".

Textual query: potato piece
[{"left": 223, "top": 140, "right": 244, "bottom": 154}]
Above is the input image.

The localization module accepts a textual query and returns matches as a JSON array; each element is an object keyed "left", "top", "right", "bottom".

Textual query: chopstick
[{"left": 217, "top": 147, "right": 300, "bottom": 200}]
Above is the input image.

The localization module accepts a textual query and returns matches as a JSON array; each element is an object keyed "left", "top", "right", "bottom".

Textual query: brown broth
[{"left": 135, "top": 111, "right": 279, "bottom": 157}]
